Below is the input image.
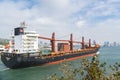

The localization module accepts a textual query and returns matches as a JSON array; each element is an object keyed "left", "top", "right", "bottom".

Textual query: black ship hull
[{"left": 1, "top": 48, "right": 99, "bottom": 69}]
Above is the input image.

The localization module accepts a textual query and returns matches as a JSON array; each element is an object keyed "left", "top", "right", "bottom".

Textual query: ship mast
[
  {"left": 20, "top": 22, "right": 26, "bottom": 28},
  {"left": 70, "top": 34, "right": 73, "bottom": 51},
  {"left": 51, "top": 32, "right": 56, "bottom": 53}
]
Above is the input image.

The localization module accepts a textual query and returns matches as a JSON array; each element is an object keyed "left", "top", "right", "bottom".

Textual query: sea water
[{"left": 0, "top": 47, "right": 120, "bottom": 80}]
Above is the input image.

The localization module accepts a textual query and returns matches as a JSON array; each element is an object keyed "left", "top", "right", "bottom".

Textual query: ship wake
[{"left": 0, "top": 67, "right": 9, "bottom": 72}]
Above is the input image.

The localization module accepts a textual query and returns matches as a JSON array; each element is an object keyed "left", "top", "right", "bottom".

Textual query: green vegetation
[
  {"left": 48, "top": 56, "right": 120, "bottom": 80},
  {"left": 0, "top": 38, "right": 9, "bottom": 45}
]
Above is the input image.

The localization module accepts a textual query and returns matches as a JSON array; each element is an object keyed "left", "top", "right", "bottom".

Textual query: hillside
[{"left": 0, "top": 38, "right": 9, "bottom": 45}]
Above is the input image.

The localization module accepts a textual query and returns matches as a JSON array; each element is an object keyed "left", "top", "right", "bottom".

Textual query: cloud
[
  {"left": 75, "top": 20, "right": 86, "bottom": 28},
  {"left": 0, "top": 0, "right": 120, "bottom": 43},
  {"left": 82, "top": 18, "right": 120, "bottom": 43},
  {"left": 86, "top": 0, "right": 120, "bottom": 19}
]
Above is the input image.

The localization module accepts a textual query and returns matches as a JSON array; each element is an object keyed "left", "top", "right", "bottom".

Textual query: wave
[
  {"left": 0, "top": 68, "right": 9, "bottom": 72},
  {"left": 0, "top": 61, "right": 9, "bottom": 72},
  {"left": 96, "top": 51, "right": 100, "bottom": 55}
]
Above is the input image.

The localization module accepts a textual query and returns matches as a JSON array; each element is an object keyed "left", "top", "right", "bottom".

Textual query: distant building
[
  {"left": 103, "top": 41, "right": 120, "bottom": 47},
  {"left": 103, "top": 41, "right": 110, "bottom": 47}
]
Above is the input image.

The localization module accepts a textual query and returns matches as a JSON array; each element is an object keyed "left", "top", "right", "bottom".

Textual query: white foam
[
  {"left": 96, "top": 51, "right": 100, "bottom": 55},
  {"left": 0, "top": 68, "right": 9, "bottom": 72}
]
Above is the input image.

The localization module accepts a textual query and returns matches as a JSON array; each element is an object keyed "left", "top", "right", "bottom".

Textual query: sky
[{"left": 0, "top": 0, "right": 120, "bottom": 44}]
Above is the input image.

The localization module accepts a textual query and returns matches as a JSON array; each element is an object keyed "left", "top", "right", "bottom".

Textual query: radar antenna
[{"left": 20, "top": 21, "right": 26, "bottom": 28}]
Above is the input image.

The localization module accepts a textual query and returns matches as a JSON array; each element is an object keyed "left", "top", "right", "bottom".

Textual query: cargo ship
[{"left": 1, "top": 22, "right": 100, "bottom": 69}]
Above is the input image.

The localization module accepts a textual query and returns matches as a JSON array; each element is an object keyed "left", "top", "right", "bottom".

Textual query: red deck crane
[{"left": 38, "top": 33, "right": 91, "bottom": 54}]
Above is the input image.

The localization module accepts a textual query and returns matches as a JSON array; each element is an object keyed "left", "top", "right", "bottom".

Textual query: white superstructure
[
  {"left": 14, "top": 31, "right": 39, "bottom": 53},
  {"left": 9, "top": 23, "right": 39, "bottom": 54}
]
